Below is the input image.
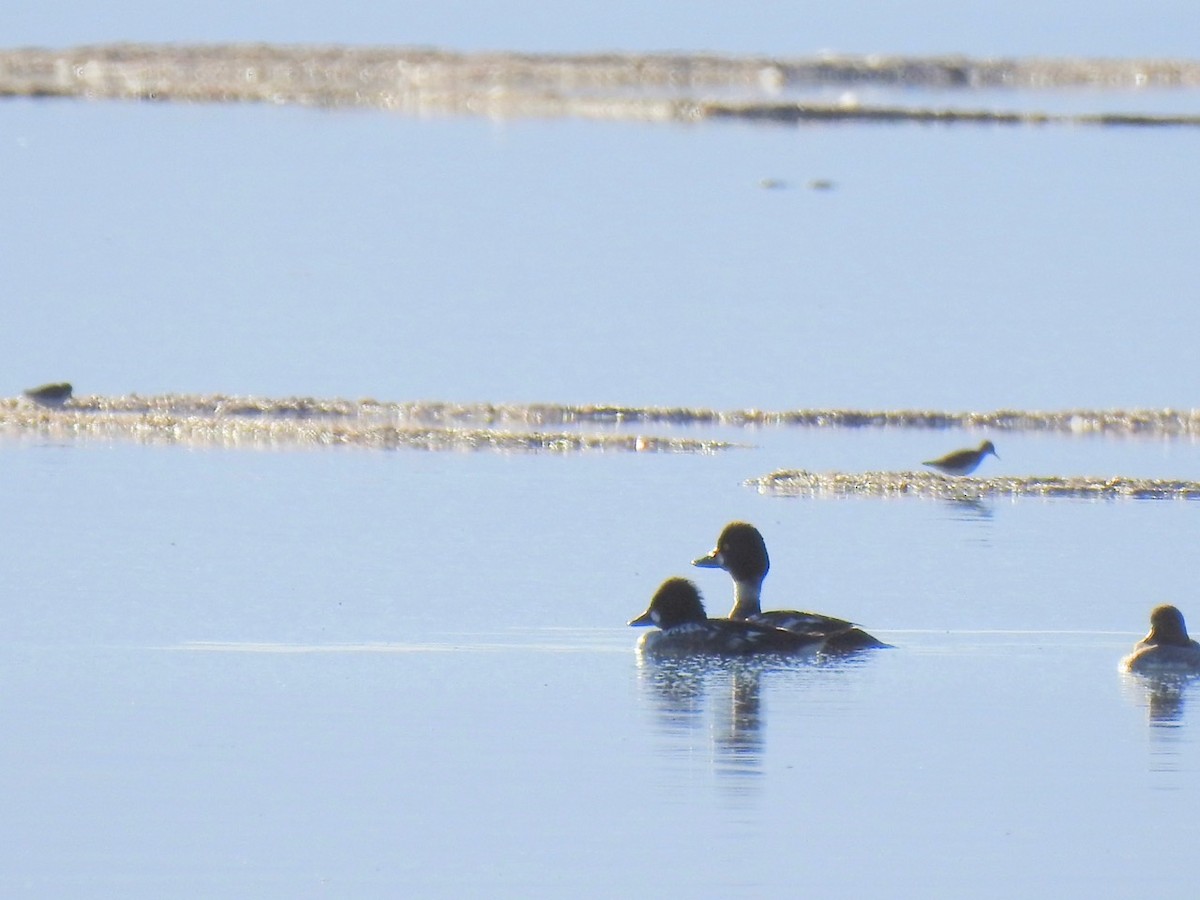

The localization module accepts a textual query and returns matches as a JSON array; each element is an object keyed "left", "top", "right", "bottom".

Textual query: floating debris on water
[{"left": 749, "top": 470, "right": 1200, "bottom": 501}]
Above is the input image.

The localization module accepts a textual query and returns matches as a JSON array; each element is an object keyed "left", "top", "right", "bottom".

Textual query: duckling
[
  {"left": 1121, "top": 604, "right": 1200, "bottom": 674},
  {"left": 629, "top": 577, "right": 821, "bottom": 658}
]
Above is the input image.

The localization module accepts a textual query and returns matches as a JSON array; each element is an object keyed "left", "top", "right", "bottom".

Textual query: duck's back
[
  {"left": 639, "top": 619, "right": 821, "bottom": 658},
  {"left": 747, "top": 609, "right": 853, "bottom": 634},
  {"left": 746, "top": 610, "right": 891, "bottom": 651},
  {"left": 1122, "top": 640, "right": 1200, "bottom": 674}
]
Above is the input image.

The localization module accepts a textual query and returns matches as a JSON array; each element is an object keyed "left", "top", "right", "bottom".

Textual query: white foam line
[
  {"left": 167, "top": 640, "right": 629, "bottom": 654},
  {"left": 881, "top": 629, "right": 1138, "bottom": 636}
]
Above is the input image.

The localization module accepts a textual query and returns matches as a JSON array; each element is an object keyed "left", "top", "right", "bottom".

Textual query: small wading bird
[
  {"left": 22, "top": 382, "right": 73, "bottom": 408},
  {"left": 923, "top": 440, "right": 998, "bottom": 476},
  {"left": 1121, "top": 604, "right": 1200, "bottom": 674}
]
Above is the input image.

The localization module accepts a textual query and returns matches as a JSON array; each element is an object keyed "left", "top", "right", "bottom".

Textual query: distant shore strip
[
  {"left": 7, "top": 394, "right": 1200, "bottom": 437},
  {"left": 3, "top": 44, "right": 1200, "bottom": 126},
  {"left": 2, "top": 394, "right": 1200, "bottom": 460},
  {"left": 750, "top": 469, "right": 1200, "bottom": 500},
  {"left": 0, "top": 400, "right": 734, "bottom": 454}
]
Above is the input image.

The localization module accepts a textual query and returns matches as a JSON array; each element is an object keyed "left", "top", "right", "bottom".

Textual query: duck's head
[
  {"left": 629, "top": 577, "right": 708, "bottom": 630},
  {"left": 692, "top": 521, "right": 770, "bottom": 585},
  {"left": 1147, "top": 604, "right": 1191, "bottom": 645}
]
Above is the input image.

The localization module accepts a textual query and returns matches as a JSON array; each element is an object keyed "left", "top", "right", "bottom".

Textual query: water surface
[
  {"left": 2, "top": 436, "right": 1199, "bottom": 895},
  {"left": 4, "top": 19, "right": 1200, "bottom": 897},
  {"left": 5, "top": 98, "right": 1200, "bottom": 410}
]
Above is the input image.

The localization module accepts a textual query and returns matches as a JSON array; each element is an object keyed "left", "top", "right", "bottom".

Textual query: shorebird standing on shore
[
  {"left": 923, "top": 440, "right": 998, "bottom": 476},
  {"left": 22, "top": 382, "right": 73, "bottom": 408}
]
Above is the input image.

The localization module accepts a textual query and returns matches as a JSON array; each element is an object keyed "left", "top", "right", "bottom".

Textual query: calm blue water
[
  {"left": 4, "top": 18, "right": 1200, "bottom": 896},
  {"left": 2, "top": 435, "right": 1199, "bottom": 896},
  {"left": 5, "top": 98, "right": 1200, "bottom": 410}
]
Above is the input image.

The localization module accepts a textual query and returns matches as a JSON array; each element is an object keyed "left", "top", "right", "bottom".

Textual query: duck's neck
[
  {"left": 1147, "top": 626, "right": 1190, "bottom": 647},
  {"left": 728, "top": 580, "right": 763, "bottom": 620}
]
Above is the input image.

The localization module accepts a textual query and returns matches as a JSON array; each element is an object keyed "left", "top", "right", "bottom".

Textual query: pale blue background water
[
  {"left": 4, "top": 7, "right": 1200, "bottom": 897},
  {"left": 2, "top": 439, "right": 1199, "bottom": 897},
  {"left": 8, "top": 1, "right": 1200, "bottom": 56},
  {"left": 6, "top": 101, "right": 1200, "bottom": 410}
]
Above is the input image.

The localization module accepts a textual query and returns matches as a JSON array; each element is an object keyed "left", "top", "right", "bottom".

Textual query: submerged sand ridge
[
  {"left": 3, "top": 44, "right": 1200, "bottom": 126},
  {"left": 750, "top": 469, "right": 1200, "bottom": 501},
  {"left": 6, "top": 395, "right": 1200, "bottom": 493},
  {"left": 9, "top": 393, "right": 1200, "bottom": 435},
  {"left": 0, "top": 394, "right": 740, "bottom": 453},
  {"left": 7, "top": 393, "right": 1200, "bottom": 497}
]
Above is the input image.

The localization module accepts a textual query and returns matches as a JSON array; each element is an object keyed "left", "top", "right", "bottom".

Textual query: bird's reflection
[
  {"left": 1120, "top": 671, "right": 1199, "bottom": 777},
  {"left": 636, "top": 654, "right": 829, "bottom": 798},
  {"left": 636, "top": 656, "right": 769, "bottom": 806},
  {"left": 638, "top": 657, "right": 708, "bottom": 737},
  {"left": 1123, "top": 671, "right": 1195, "bottom": 726},
  {"left": 943, "top": 496, "right": 994, "bottom": 523},
  {"left": 1144, "top": 677, "right": 1188, "bottom": 726},
  {"left": 713, "top": 667, "right": 764, "bottom": 779}
]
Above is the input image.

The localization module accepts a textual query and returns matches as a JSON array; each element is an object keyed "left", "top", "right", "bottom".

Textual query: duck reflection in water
[
  {"left": 631, "top": 578, "right": 836, "bottom": 787},
  {"left": 630, "top": 577, "right": 876, "bottom": 790},
  {"left": 1143, "top": 679, "right": 1188, "bottom": 727},
  {"left": 1120, "top": 668, "right": 1195, "bottom": 777},
  {"left": 636, "top": 647, "right": 872, "bottom": 789},
  {"left": 636, "top": 655, "right": 770, "bottom": 783}
]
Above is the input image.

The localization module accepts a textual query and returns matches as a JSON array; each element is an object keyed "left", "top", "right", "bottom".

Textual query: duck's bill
[
  {"left": 628, "top": 609, "right": 654, "bottom": 627},
  {"left": 691, "top": 549, "right": 723, "bottom": 568}
]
